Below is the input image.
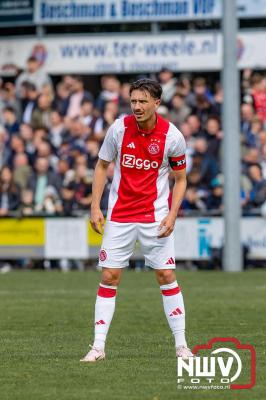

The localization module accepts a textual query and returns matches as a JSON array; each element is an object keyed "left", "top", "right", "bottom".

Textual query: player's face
[{"left": 130, "top": 89, "right": 160, "bottom": 123}]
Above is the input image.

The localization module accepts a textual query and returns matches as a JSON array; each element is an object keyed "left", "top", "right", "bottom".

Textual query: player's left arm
[
  {"left": 158, "top": 168, "right": 187, "bottom": 238},
  {"left": 158, "top": 126, "right": 187, "bottom": 238}
]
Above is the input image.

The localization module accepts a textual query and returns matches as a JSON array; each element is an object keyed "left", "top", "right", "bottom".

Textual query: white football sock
[
  {"left": 160, "top": 280, "right": 187, "bottom": 347},
  {"left": 93, "top": 283, "right": 117, "bottom": 350}
]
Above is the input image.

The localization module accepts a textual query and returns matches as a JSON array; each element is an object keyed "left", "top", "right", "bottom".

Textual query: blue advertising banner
[
  {"left": 34, "top": 0, "right": 222, "bottom": 24},
  {"left": 0, "top": 0, "right": 33, "bottom": 25},
  {"left": 34, "top": 0, "right": 266, "bottom": 24}
]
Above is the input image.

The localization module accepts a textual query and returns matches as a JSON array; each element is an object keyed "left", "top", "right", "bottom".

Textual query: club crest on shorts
[
  {"left": 148, "top": 142, "right": 160, "bottom": 155},
  {"left": 99, "top": 249, "right": 107, "bottom": 261}
]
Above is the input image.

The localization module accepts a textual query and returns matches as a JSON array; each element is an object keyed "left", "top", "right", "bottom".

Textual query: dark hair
[
  {"left": 3, "top": 106, "right": 15, "bottom": 114},
  {"left": 73, "top": 75, "right": 84, "bottom": 84},
  {"left": 21, "top": 81, "right": 37, "bottom": 91},
  {"left": 81, "top": 98, "right": 93, "bottom": 106},
  {"left": 206, "top": 115, "right": 221, "bottom": 125},
  {"left": 27, "top": 56, "right": 38, "bottom": 63},
  {"left": 129, "top": 79, "right": 162, "bottom": 100},
  {"left": 193, "top": 77, "right": 206, "bottom": 86}
]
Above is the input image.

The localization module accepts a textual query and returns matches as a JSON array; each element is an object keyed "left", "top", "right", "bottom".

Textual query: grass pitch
[{"left": 0, "top": 269, "right": 265, "bottom": 400}]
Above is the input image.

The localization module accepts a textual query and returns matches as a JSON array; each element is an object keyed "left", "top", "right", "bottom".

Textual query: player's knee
[
  {"left": 101, "top": 268, "right": 121, "bottom": 286},
  {"left": 156, "top": 269, "right": 176, "bottom": 285}
]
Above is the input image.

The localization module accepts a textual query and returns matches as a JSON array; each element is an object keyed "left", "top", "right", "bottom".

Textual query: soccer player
[{"left": 80, "top": 79, "right": 193, "bottom": 362}]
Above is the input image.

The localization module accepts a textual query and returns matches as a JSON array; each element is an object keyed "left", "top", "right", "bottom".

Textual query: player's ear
[{"left": 154, "top": 99, "right": 161, "bottom": 109}]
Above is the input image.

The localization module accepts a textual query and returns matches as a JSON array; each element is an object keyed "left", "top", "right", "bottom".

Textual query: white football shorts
[{"left": 98, "top": 221, "right": 176, "bottom": 269}]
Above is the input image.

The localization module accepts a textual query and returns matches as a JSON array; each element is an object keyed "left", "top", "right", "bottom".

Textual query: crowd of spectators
[{"left": 0, "top": 57, "right": 266, "bottom": 217}]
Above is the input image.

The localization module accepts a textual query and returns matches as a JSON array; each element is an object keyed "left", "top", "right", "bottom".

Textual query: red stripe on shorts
[
  {"left": 161, "top": 286, "right": 180, "bottom": 296},
  {"left": 98, "top": 286, "right": 117, "bottom": 298}
]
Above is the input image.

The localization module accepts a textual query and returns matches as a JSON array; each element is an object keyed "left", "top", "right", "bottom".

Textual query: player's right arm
[
  {"left": 90, "top": 119, "right": 119, "bottom": 234},
  {"left": 90, "top": 159, "right": 110, "bottom": 234}
]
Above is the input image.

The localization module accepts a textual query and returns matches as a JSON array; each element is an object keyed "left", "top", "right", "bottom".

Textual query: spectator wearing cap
[
  {"left": 206, "top": 177, "right": 224, "bottom": 213},
  {"left": 15, "top": 56, "right": 52, "bottom": 96}
]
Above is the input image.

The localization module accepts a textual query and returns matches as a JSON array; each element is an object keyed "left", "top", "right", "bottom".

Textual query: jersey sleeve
[
  {"left": 98, "top": 122, "right": 118, "bottom": 162},
  {"left": 168, "top": 126, "right": 186, "bottom": 171}
]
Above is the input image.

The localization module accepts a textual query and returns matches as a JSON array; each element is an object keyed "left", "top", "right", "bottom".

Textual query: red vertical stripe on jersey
[{"left": 111, "top": 115, "right": 169, "bottom": 223}]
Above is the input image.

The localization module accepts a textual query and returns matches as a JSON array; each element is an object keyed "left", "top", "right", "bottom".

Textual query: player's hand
[
  {"left": 158, "top": 213, "right": 176, "bottom": 238},
  {"left": 90, "top": 207, "right": 105, "bottom": 235}
]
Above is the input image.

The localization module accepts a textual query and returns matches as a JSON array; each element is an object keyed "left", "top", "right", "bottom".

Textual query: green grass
[{"left": 0, "top": 270, "right": 265, "bottom": 400}]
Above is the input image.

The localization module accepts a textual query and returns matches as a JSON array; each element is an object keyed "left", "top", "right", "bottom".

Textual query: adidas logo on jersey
[
  {"left": 126, "top": 142, "right": 136, "bottom": 149},
  {"left": 166, "top": 257, "right": 175, "bottom": 265}
]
